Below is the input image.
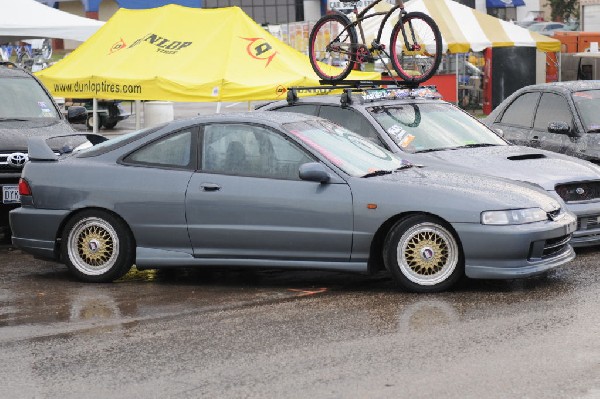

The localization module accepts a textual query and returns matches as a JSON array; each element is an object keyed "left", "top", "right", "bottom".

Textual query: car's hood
[
  {"left": 352, "top": 166, "right": 562, "bottom": 223},
  {"left": 0, "top": 118, "right": 82, "bottom": 152},
  {"left": 415, "top": 145, "right": 600, "bottom": 190}
]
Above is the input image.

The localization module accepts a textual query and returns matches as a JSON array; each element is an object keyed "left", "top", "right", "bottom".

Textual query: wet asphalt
[
  {"left": 2, "top": 103, "right": 599, "bottom": 398},
  {"left": 1, "top": 244, "right": 600, "bottom": 398}
]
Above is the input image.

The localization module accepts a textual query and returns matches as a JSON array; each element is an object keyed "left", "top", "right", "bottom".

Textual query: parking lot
[{"left": 1, "top": 244, "right": 600, "bottom": 398}]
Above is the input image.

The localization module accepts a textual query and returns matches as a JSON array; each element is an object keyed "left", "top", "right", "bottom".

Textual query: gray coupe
[{"left": 10, "top": 112, "right": 577, "bottom": 292}]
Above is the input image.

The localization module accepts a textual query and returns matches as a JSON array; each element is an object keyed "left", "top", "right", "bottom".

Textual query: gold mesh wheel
[
  {"left": 67, "top": 216, "right": 120, "bottom": 276},
  {"left": 396, "top": 222, "right": 459, "bottom": 286}
]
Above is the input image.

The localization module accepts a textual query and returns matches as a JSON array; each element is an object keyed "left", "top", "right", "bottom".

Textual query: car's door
[
  {"left": 120, "top": 128, "right": 197, "bottom": 253},
  {"left": 493, "top": 91, "right": 540, "bottom": 146},
  {"left": 185, "top": 122, "right": 354, "bottom": 261},
  {"left": 531, "top": 92, "right": 578, "bottom": 154}
]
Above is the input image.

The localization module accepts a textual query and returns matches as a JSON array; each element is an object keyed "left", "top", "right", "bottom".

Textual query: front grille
[
  {"left": 555, "top": 181, "right": 600, "bottom": 202},
  {"left": 0, "top": 152, "right": 27, "bottom": 173},
  {"left": 577, "top": 215, "right": 600, "bottom": 231},
  {"left": 529, "top": 234, "right": 572, "bottom": 260}
]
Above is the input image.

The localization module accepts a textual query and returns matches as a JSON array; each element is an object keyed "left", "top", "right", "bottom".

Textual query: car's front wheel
[
  {"left": 61, "top": 210, "right": 134, "bottom": 282},
  {"left": 384, "top": 215, "right": 464, "bottom": 292}
]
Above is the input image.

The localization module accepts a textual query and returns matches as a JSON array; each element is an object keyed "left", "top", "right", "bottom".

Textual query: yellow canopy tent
[{"left": 36, "top": 5, "right": 379, "bottom": 102}]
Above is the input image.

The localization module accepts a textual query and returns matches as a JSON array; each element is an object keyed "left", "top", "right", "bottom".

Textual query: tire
[
  {"left": 309, "top": 12, "right": 358, "bottom": 82},
  {"left": 383, "top": 215, "right": 464, "bottom": 292},
  {"left": 390, "top": 12, "right": 442, "bottom": 84},
  {"left": 103, "top": 120, "right": 118, "bottom": 129},
  {"left": 61, "top": 210, "right": 134, "bottom": 282},
  {"left": 86, "top": 115, "right": 106, "bottom": 130}
]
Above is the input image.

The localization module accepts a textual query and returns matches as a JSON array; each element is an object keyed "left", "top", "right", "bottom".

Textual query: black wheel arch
[
  {"left": 55, "top": 207, "right": 137, "bottom": 262},
  {"left": 367, "top": 211, "right": 463, "bottom": 274}
]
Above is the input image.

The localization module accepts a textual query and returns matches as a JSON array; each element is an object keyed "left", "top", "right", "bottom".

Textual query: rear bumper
[{"left": 9, "top": 206, "right": 69, "bottom": 260}]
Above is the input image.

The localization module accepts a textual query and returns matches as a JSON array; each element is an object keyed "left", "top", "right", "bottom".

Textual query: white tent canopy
[
  {"left": 0, "top": 0, "right": 104, "bottom": 43},
  {"left": 361, "top": 0, "right": 560, "bottom": 53}
]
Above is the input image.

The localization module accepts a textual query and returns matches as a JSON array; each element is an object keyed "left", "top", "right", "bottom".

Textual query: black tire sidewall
[
  {"left": 61, "top": 210, "right": 134, "bottom": 283},
  {"left": 390, "top": 12, "right": 443, "bottom": 83},
  {"left": 383, "top": 214, "right": 464, "bottom": 293},
  {"left": 309, "top": 12, "right": 358, "bottom": 82}
]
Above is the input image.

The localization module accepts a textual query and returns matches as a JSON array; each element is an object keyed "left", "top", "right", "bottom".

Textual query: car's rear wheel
[
  {"left": 384, "top": 215, "right": 464, "bottom": 292},
  {"left": 61, "top": 210, "right": 134, "bottom": 282}
]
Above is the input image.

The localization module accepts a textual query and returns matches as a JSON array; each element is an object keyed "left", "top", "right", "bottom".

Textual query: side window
[
  {"left": 202, "top": 124, "right": 314, "bottom": 180},
  {"left": 318, "top": 106, "right": 385, "bottom": 147},
  {"left": 124, "top": 130, "right": 194, "bottom": 169},
  {"left": 274, "top": 104, "right": 318, "bottom": 116},
  {"left": 534, "top": 92, "right": 574, "bottom": 131},
  {"left": 499, "top": 92, "right": 540, "bottom": 128}
]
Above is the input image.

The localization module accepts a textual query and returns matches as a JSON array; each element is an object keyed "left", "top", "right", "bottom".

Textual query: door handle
[{"left": 200, "top": 183, "right": 221, "bottom": 192}]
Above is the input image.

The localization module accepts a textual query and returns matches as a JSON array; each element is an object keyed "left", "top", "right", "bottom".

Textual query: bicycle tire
[
  {"left": 390, "top": 12, "right": 442, "bottom": 84},
  {"left": 309, "top": 12, "right": 358, "bottom": 82}
]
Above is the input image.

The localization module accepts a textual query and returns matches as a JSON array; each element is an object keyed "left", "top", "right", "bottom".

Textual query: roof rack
[{"left": 286, "top": 79, "right": 440, "bottom": 107}]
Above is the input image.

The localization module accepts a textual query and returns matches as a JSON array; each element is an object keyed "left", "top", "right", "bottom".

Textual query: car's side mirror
[
  {"left": 299, "top": 162, "right": 330, "bottom": 183},
  {"left": 547, "top": 121, "right": 576, "bottom": 136},
  {"left": 66, "top": 106, "right": 88, "bottom": 125}
]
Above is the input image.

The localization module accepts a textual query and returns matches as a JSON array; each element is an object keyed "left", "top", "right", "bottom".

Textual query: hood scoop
[{"left": 507, "top": 153, "right": 546, "bottom": 161}]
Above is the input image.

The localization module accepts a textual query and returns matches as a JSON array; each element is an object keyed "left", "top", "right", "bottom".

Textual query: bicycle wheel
[
  {"left": 390, "top": 12, "right": 442, "bottom": 84},
  {"left": 309, "top": 13, "right": 358, "bottom": 82}
]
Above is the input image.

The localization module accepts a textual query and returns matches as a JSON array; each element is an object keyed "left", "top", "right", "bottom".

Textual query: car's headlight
[{"left": 481, "top": 208, "right": 548, "bottom": 225}]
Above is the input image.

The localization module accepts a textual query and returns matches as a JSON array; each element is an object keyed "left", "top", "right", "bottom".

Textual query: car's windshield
[
  {"left": 367, "top": 102, "right": 506, "bottom": 153},
  {"left": 283, "top": 119, "right": 406, "bottom": 177},
  {"left": 572, "top": 90, "right": 600, "bottom": 132},
  {"left": 0, "top": 76, "right": 60, "bottom": 119}
]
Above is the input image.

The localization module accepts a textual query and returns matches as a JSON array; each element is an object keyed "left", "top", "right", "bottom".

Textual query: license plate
[{"left": 2, "top": 185, "right": 20, "bottom": 204}]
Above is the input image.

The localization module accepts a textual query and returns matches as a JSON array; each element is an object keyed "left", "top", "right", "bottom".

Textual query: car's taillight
[{"left": 19, "top": 178, "right": 32, "bottom": 196}]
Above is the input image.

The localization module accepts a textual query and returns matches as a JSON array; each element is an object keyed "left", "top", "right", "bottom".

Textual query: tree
[{"left": 546, "top": 0, "right": 579, "bottom": 22}]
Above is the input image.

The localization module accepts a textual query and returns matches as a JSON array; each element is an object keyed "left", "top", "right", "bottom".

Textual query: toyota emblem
[{"left": 7, "top": 152, "right": 28, "bottom": 168}]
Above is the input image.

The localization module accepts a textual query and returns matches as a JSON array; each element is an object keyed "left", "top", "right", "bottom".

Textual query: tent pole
[
  {"left": 93, "top": 98, "right": 98, "bottom": 134},
  {"left": 455, "top": 54, "right": 459, "bottom": 107},
  {"left": 135, "top": 100, "right": 141, "bottom": 130},
  {"left": 558, "top": 52, "right": 562, "bottom": 82}
]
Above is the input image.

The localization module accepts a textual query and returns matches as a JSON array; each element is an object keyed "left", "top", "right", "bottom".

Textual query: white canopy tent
[{"left": 0, "top": 0, "right": 104, "bottom": 43}]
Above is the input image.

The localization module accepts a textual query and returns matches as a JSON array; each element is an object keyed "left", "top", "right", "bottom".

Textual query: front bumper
[
  {"left": 553, "top": 194, "right": 600, "bottom": 247},
  {"left": 453, "top": 212, "right": 577, "bottom": 279},
  {"left": 9, "top": 206, "right": 70, "bottom": 260}
]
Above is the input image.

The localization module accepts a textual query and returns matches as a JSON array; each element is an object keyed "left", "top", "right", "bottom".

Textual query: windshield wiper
[
  {"left": 453, "top": 143, "right": 499, "bottom": 149},
  {"left": 0, "top": 117, "right": 29, "bottom": 121},
  {"left": 362, "top": 164, "right": 414, "bottom": 178},
  {"left": 362, "top": 169, "right": 393, "bottom": 178},
  {"left": 413, "top": 147, "right": 454, "bottom": 153}
]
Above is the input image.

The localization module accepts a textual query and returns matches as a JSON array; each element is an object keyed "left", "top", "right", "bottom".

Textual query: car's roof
[
  {"left": 519, "top": 80, "right": 600, "bottom": 94},
  {"left": 163, "top": 110, "right": 322, "bottom": 130},
  {"left": 0, "top": 62, "right": 33, "bottom": 78}
]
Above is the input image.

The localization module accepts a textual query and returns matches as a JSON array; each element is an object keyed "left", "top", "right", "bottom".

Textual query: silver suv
[{"left": 259, "top": 85, "right": 600, "bottom": 247}]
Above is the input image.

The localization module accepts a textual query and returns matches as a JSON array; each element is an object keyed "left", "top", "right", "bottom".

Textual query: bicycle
[{"left": 308, "top": 0, "right": 443, "bottom": 84}]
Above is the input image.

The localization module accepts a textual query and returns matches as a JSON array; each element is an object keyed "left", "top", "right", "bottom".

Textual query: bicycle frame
[{"left": 329, "top": 0, "right": 405, "bottom": 50}]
